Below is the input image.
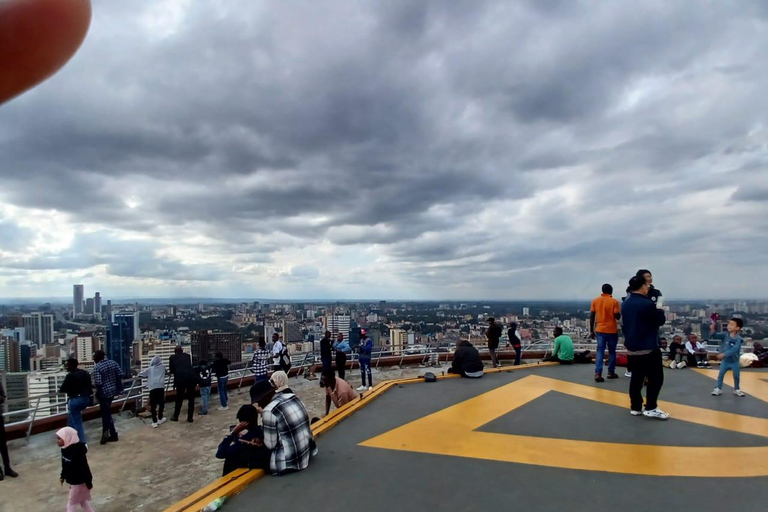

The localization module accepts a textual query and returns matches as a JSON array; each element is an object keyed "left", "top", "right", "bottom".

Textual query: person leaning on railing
[{"left": 0, "top": 380, "right": 19, "bottom": 480}]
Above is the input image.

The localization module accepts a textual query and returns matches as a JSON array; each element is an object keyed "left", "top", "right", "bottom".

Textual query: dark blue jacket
[{"left": 621, "top": 293, "right": 666, "bottom": 352}]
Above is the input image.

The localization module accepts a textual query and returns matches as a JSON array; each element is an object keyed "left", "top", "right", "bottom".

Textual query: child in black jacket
[{"left": 57, "top": 427, "right": 94, "bottom": 511}]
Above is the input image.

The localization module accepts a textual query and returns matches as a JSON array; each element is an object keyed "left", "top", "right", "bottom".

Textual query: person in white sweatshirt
[{"left": 139, "top": 356, "right": 168, "bottom": 427}]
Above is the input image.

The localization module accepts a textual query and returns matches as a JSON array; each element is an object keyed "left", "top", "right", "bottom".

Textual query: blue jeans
[
  {"left": 200, "top": 386, "right": 211, "bottom": 414},
  {"left": 67, "top": 396, "right": 90, "bottom": 444},
  {"left": 217, "top": 377, "right": 229, "bottom": 407},
  {"left": 360, "top": 357, "right": 372, "bottom": 387},
  {"left": 595, "top": 332, "right": 619, "bottom": 375},
  {"left": 717, "top": 360, "right": 740, "bottom": 390}
]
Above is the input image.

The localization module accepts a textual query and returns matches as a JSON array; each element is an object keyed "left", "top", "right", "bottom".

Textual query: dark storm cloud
[{"left": 1, "top": 0, "right": 768, "bottom": 298}]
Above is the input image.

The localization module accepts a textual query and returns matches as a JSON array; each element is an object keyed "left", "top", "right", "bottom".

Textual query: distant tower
[
  {"left": 73, "top": 284, "right": 84, "bottom": 316},
  {"left": 94, "top": 292, "right": 102, "bottom": 317}
]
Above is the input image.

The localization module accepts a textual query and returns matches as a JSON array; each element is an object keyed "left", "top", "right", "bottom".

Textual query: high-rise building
[
  {"left": 105, "top": 300, "right": 113, "bottom": 322},
  {"left": 27, "top": 371, "right": 68, "bottom": 418},
  {"left": 191, "top": 331, "right": 242, "bottom": 365},
  {"left": 326, "top": 314, "right": 351, "bottom": 341},
  {"left": 22, "top": 313, "right": 54, "bottom": 347},
  {"left": 85, "top": 298, "right": 95, "bottom": 315},
  {"left": 0, "top": 336, "right": 21, "bottom": 372},
  {"left": 73, "top": 284, "right": 84, "bottom": 316},
  {"left": 522, "top": 307, "right": 530, "bottom": 317},
  {"left": 75, "top": 335, "right": 99, "bottom": 363},
  {"left": 389, "top": 328, "right": 408, "bottom": 352},
  {"left": 2, "top": 372, "right": 29, "bottom": 422},
  {"left": 113, "top": 312, "right": 140, "bottom": 342},
  {"left": 94, "top": 292, "right": 102, "bottom": 317},
  {"left": 107, "top": 317, "right": 135, "bottom": 376},
  {"left": 19, "top": 344, "right": 32, "bottom": 372},
  {"left": 1, "top": 327, "right": 26, "bottom": 343},
  {"left": 282, "top": 321, "right": 303, "bottom": 344}
]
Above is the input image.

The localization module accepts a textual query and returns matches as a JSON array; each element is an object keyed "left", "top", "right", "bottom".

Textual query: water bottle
[{"left": 201, "top": 497, "right": 226, "bottom": 511}]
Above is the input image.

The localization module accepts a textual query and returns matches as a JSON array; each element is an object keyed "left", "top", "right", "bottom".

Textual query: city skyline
[{"left": 2, "top": 2, "right": 768, "bottom": 300}]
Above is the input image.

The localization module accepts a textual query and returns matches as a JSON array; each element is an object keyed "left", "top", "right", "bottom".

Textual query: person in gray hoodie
[{"left": 139, "top": 356, "right": 167, "bottom": 427}]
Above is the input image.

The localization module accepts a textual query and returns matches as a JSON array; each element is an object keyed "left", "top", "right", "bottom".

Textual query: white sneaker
[
  {"left": 630, "top": 409, "right": 643, "bottom": 416},
  {"left": 711, "top": 387, "right": 723, "bottom": 396},
  {"left": 677, "top": 361, "right": 687, "bottom": 369},
  {"left": 734, "top": 389, "right": 746, "bottom": 397},
  {"left": 625, "top": 371, "right": 632, "bottom": 377},
  {"left": 157, "top": 418, "right": 167, "bottom": 425},
  {"left": 643, "top": 408, "right": 669, "bottom": 420},
  {"left": 152, "top": 422, "right": 158, "bottom": 428},
  {"left": 356, "top": 386, "right": 367, "bottom": 392},
  {"left": 669, "top": 362, "right": 677, "bottom": 369},
  {"left": 218, "top": 406, "right": 229, "bottom": 411},
  {"left": 367, "top": 386, "right": 372, "bottom": 391}
]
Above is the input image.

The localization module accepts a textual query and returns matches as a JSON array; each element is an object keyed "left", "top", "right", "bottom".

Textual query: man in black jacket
[
  {"left": 622, "top": 275, "right": 668, "bottom": 420},
  {"left": 0, "top": 381, "right": 19, "bottom": 480},
  {"left": 169, "top": 346, "right": 196, "bottom": 423},
  {"left": 448, "top": 339, "right": 484, "bottom": 378},
  {"left": 59, "top": 358, "right": 93, "bottom": 444},
  {"left": 486, "top": 318, "right": 502, "bottom": 368}
]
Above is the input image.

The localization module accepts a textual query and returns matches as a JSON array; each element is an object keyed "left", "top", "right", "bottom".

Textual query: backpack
[
  {"left": 280, "top": 346, "right": 292, "bottom": 371},
  {"left": 424, "top": 372, "right": 437, "bottom": 383}
]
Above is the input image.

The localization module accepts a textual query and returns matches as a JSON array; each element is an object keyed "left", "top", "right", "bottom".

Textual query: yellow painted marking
[
  {"left": 694, "top": 368, "right": 768, "bottom": 403},
  {"left": 360, "top": 375, "right": 768, "bottom": 477}
]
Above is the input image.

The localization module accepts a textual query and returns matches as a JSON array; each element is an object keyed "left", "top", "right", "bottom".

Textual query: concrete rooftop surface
[{"left": 3, "top": 362, "right": 768, "bottom": 512}]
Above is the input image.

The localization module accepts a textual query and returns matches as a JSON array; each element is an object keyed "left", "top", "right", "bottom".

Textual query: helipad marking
[
  {"left": 693, "top": 368, "right": 768, "bottom": 403},
  {"left": 360, "top": 375, "right": 768, "bottom": 477}
]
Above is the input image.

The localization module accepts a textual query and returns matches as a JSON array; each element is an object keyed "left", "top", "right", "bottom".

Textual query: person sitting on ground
[
  {"left": 752, "top": 342, "right": 768, "bottom": 368},
  {"left": 215, "top": 405, "right": 270, "bottom": 476},
  {"left": 269, "top": 371, "right": 293, "bottom": 395},
  {"left": 447, "top": 338, "right": 484, "bottom": 378},
  {"left": 685, "top": 334, "right": 711, "bottom": 368},
  {"left": 544, "top": 327, "right": 574, "bottom": 365},
  {"left": 322, "top": 370, "right": 357, "bottom": 416},
  {"left": 250, "top": 380, "right": 316, "bottom": 475},
  {"left": 668, "top": 335, "right": 687, "bottom": 369}
]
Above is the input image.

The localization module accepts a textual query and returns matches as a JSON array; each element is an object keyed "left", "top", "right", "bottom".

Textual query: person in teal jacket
[{"left": 711, "top": 318, "right": 746, "bottom": 397}]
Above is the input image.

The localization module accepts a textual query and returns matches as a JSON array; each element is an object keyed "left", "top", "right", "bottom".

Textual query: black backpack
[{"left": 424, "top": 372, "right": 437, "bottom": 383}]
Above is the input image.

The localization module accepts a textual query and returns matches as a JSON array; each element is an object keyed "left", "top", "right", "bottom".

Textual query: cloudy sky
[{"left": 1, "top": 1, "right": 767, "bottom": 301}]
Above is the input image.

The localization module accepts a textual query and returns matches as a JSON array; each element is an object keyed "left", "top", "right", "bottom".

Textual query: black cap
[{"left": 249, "top": 380, "right": 274, "bottom": 403}]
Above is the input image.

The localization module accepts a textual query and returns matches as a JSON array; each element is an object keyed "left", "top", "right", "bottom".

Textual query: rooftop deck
[{"left": 223, "top": 363, "right": 768, "bottom": 512}]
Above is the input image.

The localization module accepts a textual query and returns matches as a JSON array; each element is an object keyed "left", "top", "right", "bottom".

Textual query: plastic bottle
[{"left": 201, "top": 497, "right": 226, "bottom": 511}]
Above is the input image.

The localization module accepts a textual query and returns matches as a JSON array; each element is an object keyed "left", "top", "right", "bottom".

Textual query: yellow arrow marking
[{"left": 360, "top": 375, "right": 768, "bottom": 477}]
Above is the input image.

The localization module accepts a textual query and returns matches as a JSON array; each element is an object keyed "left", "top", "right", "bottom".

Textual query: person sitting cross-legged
[
  {"left": 215, "top": 405, "right": 270, "bottom": 476},
  {"left": 447, "top": 338, "right": 484, "bottom": 378},
  {"left": 543, "top": 327, "right": 574, "bottom": 365}
]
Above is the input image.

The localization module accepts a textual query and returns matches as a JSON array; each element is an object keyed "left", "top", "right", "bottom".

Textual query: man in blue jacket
[{"left": 621, "top": 275, "right": 668, "bottom": 420}]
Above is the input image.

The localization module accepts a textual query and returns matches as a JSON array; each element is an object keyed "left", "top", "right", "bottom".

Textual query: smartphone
[{"left": 229, "top": 425, "right": 236, "bottom": 433}]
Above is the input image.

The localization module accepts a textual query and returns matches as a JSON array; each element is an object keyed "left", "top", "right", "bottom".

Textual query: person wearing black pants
[
  {"left": 333, "top": 332, "right": 351, "bottom": 380},
  {"left": 622, "top": 275, "right": 668, "bottom": 420},
  {"left": 508, "top": 322, "right": 522, "bottom": 366},
  {"left": 150, "top": 388, "right": 165, "bottom": 424},
  {"left": 0, "top": 381, "right": 19, "bottom": 480},
  {"left": 169, "top": 346, "right": 196, "bottom": 423}
]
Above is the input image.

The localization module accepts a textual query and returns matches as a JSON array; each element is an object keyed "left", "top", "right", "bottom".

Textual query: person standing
[
  {"left": 59, "top": 358, "right": 92, "bottom": 444},
  {"left": 507, "top": 322, "right": 522, "bottom": 366},
  {"left": 196, "top": 360, "right": 212, "bottom": 415},
  {"left": 251, "top": 380, "right": 316, "bottom": 475},
  {"left": 271, "top": 333, "right": 291, "bottom": 373},
  {"left": 319, "top": 331, "right": 333, "bottom": 374},
  {"left": 251, "top": 339, "right": 271, "bottom": 383},
  {"left": 0, "top": 380, "right": 19, "bottom": 480},
  {"left": 92, "top": 350, "right": 123, "bottom": 444},
  {"left": 486, "top": 318, "right": 502, "bottom": 368},
  {"left": 621, "top": 275, "right": 668, "bottom": 420},
  {"left": 138, "top": 355, "right": 167, "bottom": 427},
  {"left": 357, "top": 329, "right": 374, "bottom": 392},
  {"left": 57, "top": 427, "right": 94, "bottom": 512},
  {"left": 169, "top": 346, "right": 195, "bottom": 423},
  {"left": 590, "top": 284, "right": 622, "bottom": 382},
  {"left": 212, "top": 352, "right": 231, "bottom": 411},
  {"left": 333, "top": 333, "right": 351, "bottom": 380},
  {"left": 711, "top": 318, "right": 747, "bottom": 397}
]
